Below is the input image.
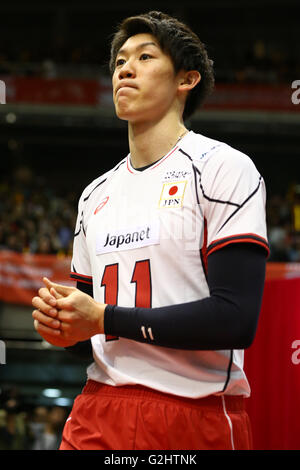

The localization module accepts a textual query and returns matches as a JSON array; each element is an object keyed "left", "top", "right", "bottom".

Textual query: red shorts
[{"left": 60, "top": 380, "right": 252, "bottom": 450}]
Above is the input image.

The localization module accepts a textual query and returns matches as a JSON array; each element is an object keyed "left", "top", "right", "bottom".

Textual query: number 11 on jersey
[{"left": 101, "top": 259, "right": 152, "bottom": 341}]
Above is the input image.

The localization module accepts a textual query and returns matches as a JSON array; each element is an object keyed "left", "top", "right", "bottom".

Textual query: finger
[
  {"left": 56, "top": 309, "right": 73, "bottom": 322},
  {"left": 60, "top": 321, "right": 72, "bottom": 332},
  {"left": 32, "top": 296, "right": 58, "bottom": 317},
  {"left": 34, "top": 318, "right": 61, "bottom": 337},
  {"left": 55, "top": 296, "right": 75, "bottom": 311},
  {"left": 38, "top": 287, "right": 57, "bottom": 307},
  {"left": 50, "top": 287, "right": 64, "bottom": 300},
  {"left": 43, "top": 278, "right": 75, "bottom": 297},
  {"left": 32, "top": 309, "right": 61, "bottom": 329}
]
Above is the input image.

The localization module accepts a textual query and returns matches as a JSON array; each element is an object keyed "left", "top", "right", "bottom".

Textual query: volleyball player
[{"left": 32, "top": 11, "right": 269, "bottom": 450}]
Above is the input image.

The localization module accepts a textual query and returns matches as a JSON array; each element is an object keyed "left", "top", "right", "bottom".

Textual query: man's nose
[{"left": 118, "top": 60, "right": 136, "bottom": 79}]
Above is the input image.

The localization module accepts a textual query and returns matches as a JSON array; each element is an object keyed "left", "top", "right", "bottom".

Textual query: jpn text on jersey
[
  {"left": 0, "top": 340, "right": 6, "bottom": 364},
  {"left": 0, "top": 80, "right": 6, "bottom": 104}
]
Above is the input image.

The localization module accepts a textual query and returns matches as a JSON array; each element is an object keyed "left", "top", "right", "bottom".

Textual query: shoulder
[
  {"left": 180, "top": 131, "right": 263, "bottom": 203},
  {"left": 78, "top": 157, "right": 127, "bottom": 206},
  {"left": 180, "top": 131, "right": 258, "bottom": 175}
]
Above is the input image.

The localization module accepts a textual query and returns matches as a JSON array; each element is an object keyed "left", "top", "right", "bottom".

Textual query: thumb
[{"left": 43, "top": 278, "right": 75, "bottom": 298}]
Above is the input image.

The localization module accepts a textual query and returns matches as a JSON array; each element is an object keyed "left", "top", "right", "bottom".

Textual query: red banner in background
[
  {"left": 2, "top": 76, "right": 113, "bottom": 107},
  {"left": 1, "top": 251, "right": 300, "bottom": 306},
  {"left": 1, "top": 76, "right": 296, "bottom": 112},
  {"left": 0, "top": 250, "right": 74, "bottom": 306},
  {"left": 245, "top": 277, "right": 300, "bottom": 450}
]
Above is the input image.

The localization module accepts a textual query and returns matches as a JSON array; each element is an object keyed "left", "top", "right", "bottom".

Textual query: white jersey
[{"left": 70, "top": 130, "right": 268, "bottom": 399}]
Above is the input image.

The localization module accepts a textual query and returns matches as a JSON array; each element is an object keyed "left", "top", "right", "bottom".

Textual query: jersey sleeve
[
  {"left": 199, "top": 147, "right": 269, "bottom": 258},
  {"left": 70, "top": 193, "right": 93, "bottom": 286}
]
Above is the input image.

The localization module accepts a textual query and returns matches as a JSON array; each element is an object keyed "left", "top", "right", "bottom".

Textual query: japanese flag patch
[{"left": 158, "top": 180, "right": 188, "bottom": 209}]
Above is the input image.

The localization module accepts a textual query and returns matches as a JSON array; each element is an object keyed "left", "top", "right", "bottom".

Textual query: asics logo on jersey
[
  {"left": 96, "top": 221, "right": 160, "bottom": 255},
  {"left": 94, "top": 196, "right": 109, "bottom": 215}
]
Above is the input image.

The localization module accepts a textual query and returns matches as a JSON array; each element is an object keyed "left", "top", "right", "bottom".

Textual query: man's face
[{"left": 112, "top": 33, "right": 182, "bottom": 123}]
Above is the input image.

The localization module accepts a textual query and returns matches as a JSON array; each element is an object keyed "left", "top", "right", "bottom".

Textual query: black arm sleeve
[
  {"left": 64, "top": 281, "right": 94, "bottom": 359},
  {"left": 104, "top": 243, "right": 266, "bottom": 350}
]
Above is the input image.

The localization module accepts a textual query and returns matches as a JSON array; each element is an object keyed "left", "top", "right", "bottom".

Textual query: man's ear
[{"left": 178, "top": 70, "right": 201, "bottom": 92}]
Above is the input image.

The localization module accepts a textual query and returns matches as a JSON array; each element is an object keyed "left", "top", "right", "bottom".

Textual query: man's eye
[
  {"left": 116, "top": 59, "right": 125, "bottom": 67},
  {"left": 140, "top": 53, "right": 152, "bottom": 61}
]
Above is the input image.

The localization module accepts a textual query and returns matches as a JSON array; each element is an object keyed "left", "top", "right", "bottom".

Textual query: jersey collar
[{"left": 126, "top": 131, "right": 191, "bottom": 174}]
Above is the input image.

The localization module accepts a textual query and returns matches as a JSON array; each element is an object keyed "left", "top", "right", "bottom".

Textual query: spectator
[
  {"left": 266, "top": 190, "right": 300, "bottom": 262},
  {"left": 28, "top": 406, "right": 49, "bottom": 450},
  {"left": 0, "top": 166, "right": 77, "bottom": 256},
  {"left": 0, "top": 399, "right": 33, "bottom": 450},
  {"left": 30, "top": 406, "right": 67, "bottom": 450}
]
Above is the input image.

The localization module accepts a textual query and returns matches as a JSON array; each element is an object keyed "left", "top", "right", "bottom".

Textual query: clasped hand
[{"left": 32, "top": 277, "right": 106, "bottom": 348}]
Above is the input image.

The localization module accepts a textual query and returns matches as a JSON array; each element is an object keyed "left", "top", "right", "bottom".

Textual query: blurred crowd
[
  {"left": 0, "top": 166, "right": 300, "bottom": 262},
  {"left": 0, "top": 41, "right": 106, "bottom": 79},
  {"left": 267, "top": 185, "right": 300, "bottom": 262},
  {"left": 0, "top": 386, "right": 68, "bottom": 450},
  {"left": 233, "top": 39, "right": 298, "bottom": 85},
  {"left": 0, "top": 166, "right": 77, "bottom": 256},
  {"left": 0, "top": 38, "right": 298, "bottom": 84}
]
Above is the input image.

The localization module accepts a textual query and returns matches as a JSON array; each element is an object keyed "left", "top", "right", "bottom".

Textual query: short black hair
[{"left": 110, "top": 11, "right": 215, "bottom": 120}]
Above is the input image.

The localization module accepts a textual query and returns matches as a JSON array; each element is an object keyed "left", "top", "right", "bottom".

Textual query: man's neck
[{"left": 128, "top": 115, "right": 187, "bottom": 169}]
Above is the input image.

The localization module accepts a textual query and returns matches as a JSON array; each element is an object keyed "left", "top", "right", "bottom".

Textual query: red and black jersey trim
[
  {"left": 70, "top": 272, "right": 93, "bottom": 285},
  {"left": 207, "top": 233, "right": 270, "bottom": 257}
]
